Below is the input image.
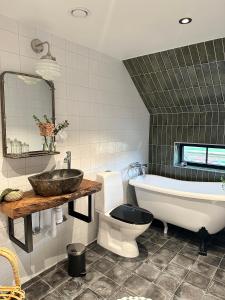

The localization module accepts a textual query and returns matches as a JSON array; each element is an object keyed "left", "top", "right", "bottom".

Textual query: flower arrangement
[{"left": 33, "top": 114, "right": 69, "bottom": 152}]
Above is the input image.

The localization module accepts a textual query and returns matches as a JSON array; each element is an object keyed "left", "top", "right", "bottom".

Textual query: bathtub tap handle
[
  {"left": 132, "top": 162, "right": 148, "bottom": 175},
  {"left": 141, "top": 165, "right": 147, "bottom": 176},
  {"left": 128, "top": 162, "right": 148, "bottom": 177},
  {"left": 129, "top": 162, "right": 141, "bottom": 168}
]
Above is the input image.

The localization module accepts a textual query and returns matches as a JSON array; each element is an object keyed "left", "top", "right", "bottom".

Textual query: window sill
[{"left": 174, "top": 163, "right": 225, "bottom": 174}]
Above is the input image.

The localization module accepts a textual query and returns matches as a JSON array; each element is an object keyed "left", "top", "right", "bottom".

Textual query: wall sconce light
[{"left": 31, "top": 39, "right": 61, "bottom": 81}]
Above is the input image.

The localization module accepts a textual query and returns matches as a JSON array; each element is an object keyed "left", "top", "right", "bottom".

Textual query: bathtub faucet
[
  {"left": 129, "top": 162, "right": 148, "bottom": 176},
  {"left": 141, "top": 164, "right": 147, "bottom": 176}
]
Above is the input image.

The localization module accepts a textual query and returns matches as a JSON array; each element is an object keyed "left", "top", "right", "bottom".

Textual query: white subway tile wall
[{"left": 0, "top": 14, "right": 149, "bottom": 285}]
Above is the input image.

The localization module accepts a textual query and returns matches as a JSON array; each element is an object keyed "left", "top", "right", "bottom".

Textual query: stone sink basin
[{"left": 28, "top": 169, "right": 84, "bottom": 197}]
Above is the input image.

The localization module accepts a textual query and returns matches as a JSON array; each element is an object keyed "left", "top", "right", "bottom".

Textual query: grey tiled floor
[{"left": 23, "top": 223, "right": 225, "bottom": 300}]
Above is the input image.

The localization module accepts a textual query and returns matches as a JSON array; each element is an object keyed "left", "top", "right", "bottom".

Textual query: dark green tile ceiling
[{"left": 123, "top": 38, "right": 225, "bottom": 114}]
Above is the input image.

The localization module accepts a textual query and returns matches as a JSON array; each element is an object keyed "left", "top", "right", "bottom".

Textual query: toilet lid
[{"left": 110, "top": 204, "right": 153, "bottom": 225}]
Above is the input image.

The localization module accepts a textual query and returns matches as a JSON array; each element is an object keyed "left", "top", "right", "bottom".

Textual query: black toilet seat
[{"left": 110, "top": 204, "right": 153, "bottom": 225}]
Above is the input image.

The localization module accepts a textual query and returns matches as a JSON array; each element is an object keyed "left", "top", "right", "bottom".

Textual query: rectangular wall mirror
[{"left": 0, "top": 71, "right": 57, "bottom": 158}]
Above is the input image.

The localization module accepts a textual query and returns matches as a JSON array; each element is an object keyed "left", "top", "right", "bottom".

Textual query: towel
[
  {"left": 32, "top": 212, "right": 41, "bottom": 234},
  {"left": 32, "top": 209, "right": 57, "bottom": 238},
  {"left": 55, "top": 207, "right": 63, "bottom": 224}
]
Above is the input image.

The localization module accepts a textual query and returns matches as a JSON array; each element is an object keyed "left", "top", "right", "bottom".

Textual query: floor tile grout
[{"left": 23, "top": 224, "right": 225, "bottom": 300}]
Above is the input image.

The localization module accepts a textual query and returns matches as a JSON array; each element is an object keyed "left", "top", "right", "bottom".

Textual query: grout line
[
  {"left": 129, "top": 59, "right": 225, "bottom": 77},
  {"left": 24, "top": 226, "right": 225, "bottom": 300}
]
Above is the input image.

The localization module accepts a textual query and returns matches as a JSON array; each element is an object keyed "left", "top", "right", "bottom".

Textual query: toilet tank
[{"left": 95, "top": 171, "right": 124, "bottom": 213}]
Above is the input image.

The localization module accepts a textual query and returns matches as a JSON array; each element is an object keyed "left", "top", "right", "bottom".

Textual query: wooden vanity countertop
[{"left": 0, "top": 179, "right": 102, "bottom": 219}]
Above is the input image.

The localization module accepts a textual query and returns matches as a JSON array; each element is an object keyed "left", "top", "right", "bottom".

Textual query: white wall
[{"left": 0, "top": 14, "right": 149, "bottom": 285}]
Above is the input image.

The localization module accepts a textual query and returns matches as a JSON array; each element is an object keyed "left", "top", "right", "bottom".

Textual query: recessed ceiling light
[
  {"left": 71, "top": 8, "right": 90, "bottom": 18},
  {"left": 179, "top": 17, "right": 192, "bottom": 24}
]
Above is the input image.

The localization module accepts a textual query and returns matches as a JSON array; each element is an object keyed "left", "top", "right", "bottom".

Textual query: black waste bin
[{"left": 67, "top": 243, "right": 86, "bottom": 277}]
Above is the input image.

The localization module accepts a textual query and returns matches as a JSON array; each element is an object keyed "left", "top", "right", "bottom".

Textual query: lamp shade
[{"left": 35, "top": 58, "right": 61, "bottom": 81}]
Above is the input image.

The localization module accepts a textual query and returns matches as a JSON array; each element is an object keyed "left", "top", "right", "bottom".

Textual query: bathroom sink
[{"left": 28, "top": 169, "right": 84, "bottom": 196}]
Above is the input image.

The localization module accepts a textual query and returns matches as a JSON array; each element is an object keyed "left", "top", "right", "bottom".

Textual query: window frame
[{"left": 176, "top": 143, "right": 225, "bottom": 171}]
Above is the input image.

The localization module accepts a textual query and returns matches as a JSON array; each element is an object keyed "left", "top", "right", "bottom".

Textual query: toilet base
[
  {"left": 97, "top": 235, "right": 139, "bottom": 258},
  {"left": 97, "top": 214, "right": 150, "bottom": 258}
]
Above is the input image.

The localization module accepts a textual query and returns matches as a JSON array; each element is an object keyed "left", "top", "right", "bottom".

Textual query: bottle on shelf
[{"left": 6, "top": 138, "right": 11, "bottom": 154}]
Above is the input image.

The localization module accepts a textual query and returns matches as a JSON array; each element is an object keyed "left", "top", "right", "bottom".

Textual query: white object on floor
[
  {"left": 129, "top": 174, "right": 225, "bottom": 234},
  {"left": 117, "top": 297, "right": 152, "bottom": 300},
  {"left": 95, "top": 171, "right": 152, "bottom": 258}
]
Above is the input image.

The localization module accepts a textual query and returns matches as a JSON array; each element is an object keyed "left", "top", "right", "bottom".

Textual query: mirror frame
[{"left": 0, "top": 71, "right": 57, "bottom": 158}]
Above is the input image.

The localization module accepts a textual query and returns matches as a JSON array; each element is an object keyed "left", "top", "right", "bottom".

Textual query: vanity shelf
[
  {"left": 0, "top": 179, "right": 101, "bottom": 219},
  {"left": 0, "top": 179, "right": 102, "bottom": 253},
  {"left": 5, "top": 151, "right": 60, "bottom": 159}
]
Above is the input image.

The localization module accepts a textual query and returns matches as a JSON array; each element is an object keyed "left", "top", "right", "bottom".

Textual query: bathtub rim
[{"left": 129, "top": 175, "right": 225, "bottom": 202}]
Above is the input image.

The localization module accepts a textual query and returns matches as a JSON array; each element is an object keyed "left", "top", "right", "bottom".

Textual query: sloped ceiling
[{"left": 123, "top": 37, "right": 225, "bottom": 114}]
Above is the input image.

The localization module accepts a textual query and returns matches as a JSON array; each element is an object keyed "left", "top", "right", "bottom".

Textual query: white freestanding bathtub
[{"left": 129, "top": 175, "right": 225, "bottom": 235}]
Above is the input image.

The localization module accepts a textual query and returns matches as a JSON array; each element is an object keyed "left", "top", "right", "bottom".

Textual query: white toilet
[{"left": 95, "top": 171, "right": 153, "bottom": 258}]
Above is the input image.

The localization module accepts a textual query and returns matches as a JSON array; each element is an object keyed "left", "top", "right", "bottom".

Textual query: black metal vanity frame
[
  {"left": 68, "top": 194, "right": 92, "bottom": 223},
  {"left": 8, "top": 215, "right": 33, "bottom": 253},
  {"left": 7, "top": 195, "right": 93, "bottom": 253}
]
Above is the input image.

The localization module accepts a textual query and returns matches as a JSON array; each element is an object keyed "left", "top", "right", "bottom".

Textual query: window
[{"left": 174, "top": 143, "right": 225, "bottom": 170}]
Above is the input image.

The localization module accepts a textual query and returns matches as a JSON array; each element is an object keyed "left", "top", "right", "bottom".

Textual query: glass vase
[
  {"left": 43, "top": 137, "right": 49, "bottom": 152},
  {"left": 49, "top": 137, "right": 56, "bottom": 153}
]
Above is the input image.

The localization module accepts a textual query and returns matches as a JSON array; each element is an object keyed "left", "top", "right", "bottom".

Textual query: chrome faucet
[
  {"left": 64, "top": 151, "right": 71, "bottom": 169},
  {"left": 141, "top": 164, "right": 147, "bottom": 176},
  {"left": 129, "top": 162, "right": 148, "bottom": 176}
]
